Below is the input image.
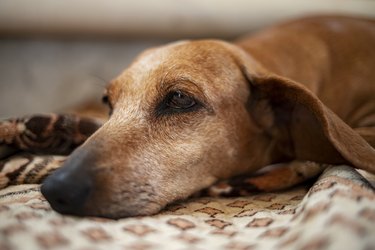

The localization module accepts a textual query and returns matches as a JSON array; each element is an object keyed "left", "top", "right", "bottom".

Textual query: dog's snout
[{"left": 41, "top": 167, "right": 93, "bottom": 215}]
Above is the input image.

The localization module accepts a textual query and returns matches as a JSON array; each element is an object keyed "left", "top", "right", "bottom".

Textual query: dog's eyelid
[
  {"left": 102, "top": 94, "right": 109, "bottom": 104},
  {"left": 101, "top": 92, "right": 114, "bottom": 115},
  {"left": 167, "top": 90, "right": 198, "bottom": 108},
  {"left": 164, "top": 81, "right": 207, "bottom": 102},
  {"left": 154, "top": 89, "right": 206, "bottom": 117},
  {"left": 168, "top": 88, "right": 209, "bottom": 108},
  {"left": 162, "top": 76, "right": 200, "bottom": 91}
]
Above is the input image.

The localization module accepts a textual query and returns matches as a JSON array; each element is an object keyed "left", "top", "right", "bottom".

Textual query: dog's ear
[{"left": 230, "top": 44, "right": 375, "bottom": 173}]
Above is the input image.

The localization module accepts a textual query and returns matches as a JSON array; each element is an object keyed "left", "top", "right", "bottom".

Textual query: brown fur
[{"left": 42, "top": 16, "right": 375, "bottom": 218}]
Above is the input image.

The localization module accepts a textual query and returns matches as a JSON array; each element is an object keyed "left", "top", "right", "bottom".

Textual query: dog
[{"left": 41, "top": 15, "right": 375, "bottom": 218}]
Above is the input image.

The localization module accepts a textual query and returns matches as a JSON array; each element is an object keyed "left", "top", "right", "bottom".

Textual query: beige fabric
[{"left": 1, "top": 165, "right": 374, "bottom": 250}]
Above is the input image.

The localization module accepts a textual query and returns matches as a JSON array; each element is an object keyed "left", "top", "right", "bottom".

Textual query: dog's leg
[
  {"left": 243, "top": 161, "right": 326, "bottom": 192},
  {"left": 245, "top": 126, "right": 375, "bottom": 193},
  {"left": 204, "top": 161, "right": 326, "bottom": 197}
]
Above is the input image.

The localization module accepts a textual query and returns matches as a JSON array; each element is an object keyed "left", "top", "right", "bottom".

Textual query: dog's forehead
[
  {"left": 108, "top": 40, "right": 245, "bottom": 102},
  {"left": 130, "top": 40, "right": 228, "bottom": 73},
  {"left": 134, "top": 40, "right": 191, "bottom": 69},
  {"left": 111, "top": 42, "right": 189, "bottom": 90},
  {"left": 122, "top": 40, "right": 233, "bottom": 83}
]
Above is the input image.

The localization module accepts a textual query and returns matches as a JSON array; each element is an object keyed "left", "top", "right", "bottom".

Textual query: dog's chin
[
  {"left": 68, "top": 200, "right": 164, "bottom": 219},
  {"left": 43, "top": 194, "right": 164, "bottom": 219},
  {"left": 95, "top": 207, "right": 162, "bottom": 220},
  {"left": 50, "top": 206, "right": 162, "bottom": 219}
]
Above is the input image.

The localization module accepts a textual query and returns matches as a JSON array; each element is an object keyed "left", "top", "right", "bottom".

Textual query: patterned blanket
[{"left": 0, "top": 114, "right": 374, "bottom": 250}]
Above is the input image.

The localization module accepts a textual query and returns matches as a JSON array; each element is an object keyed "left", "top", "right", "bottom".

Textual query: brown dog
[{"left": 41, "top": 15, "right": 375, "bottom": 218}]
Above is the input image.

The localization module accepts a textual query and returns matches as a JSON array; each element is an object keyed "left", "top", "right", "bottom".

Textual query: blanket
[{"left": 0, "top": 114, "right": 374, "bottom": 250}]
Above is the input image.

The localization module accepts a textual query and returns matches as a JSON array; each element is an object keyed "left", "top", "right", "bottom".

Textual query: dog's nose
[{"left": 41, "top": 167, "right": 93, "bottom": 215}]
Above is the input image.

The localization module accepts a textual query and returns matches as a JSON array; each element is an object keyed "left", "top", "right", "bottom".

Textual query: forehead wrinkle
[
  {"left": 110, "top": 40, "right": 239, "bottom": 114},
  {"left": 128, "top": 42, "right": 209, "bottom": 90}
]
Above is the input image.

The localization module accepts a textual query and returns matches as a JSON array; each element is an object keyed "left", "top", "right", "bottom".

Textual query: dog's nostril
[{"left": 56, "top": 198, "right": 68, "bottom": 206}]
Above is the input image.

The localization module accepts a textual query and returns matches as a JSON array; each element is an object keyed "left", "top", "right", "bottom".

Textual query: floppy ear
[{"left": 229, "top": 45, "right": 375, "bottom": 174}]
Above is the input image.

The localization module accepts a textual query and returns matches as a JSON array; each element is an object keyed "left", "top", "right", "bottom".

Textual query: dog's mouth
[
  {"left": 41, "top": 160, "right": 216, "bottom": 218},
  {"left": 41, "top": 178, "right": 164, "bottom": 218},
  {"left": 40, "top": 159, "right": 167, "bottom": 218}
]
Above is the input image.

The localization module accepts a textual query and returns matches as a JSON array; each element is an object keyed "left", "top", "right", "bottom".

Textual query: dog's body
[
  {"left": 41, "top": 16, "right": 375, "bottom": 218},
  {"left": 237, "top": 16, "right": 375, "bottom": 127}
]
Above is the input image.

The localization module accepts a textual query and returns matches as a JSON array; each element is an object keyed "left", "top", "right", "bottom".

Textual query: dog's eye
[
  {"left": 156, "top": 90, "right": 201, "bottom": 116},
  {"left": 102, "top": 95, "right": 109, "bottom": 105},
  {"left": 102, "top": 94, "right": 113, "bottom": 115},
  {"left": 167, "top": 91, "right": 196, "bottom": 109}
]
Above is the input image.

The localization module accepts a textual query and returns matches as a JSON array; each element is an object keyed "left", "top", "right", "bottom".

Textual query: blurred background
[{"left": 0, "top": 0, "right": 374, "bottom": 118}]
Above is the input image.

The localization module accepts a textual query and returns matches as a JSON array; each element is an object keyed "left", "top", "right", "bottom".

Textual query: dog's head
[{"left": 41, "top": 40, "right": 375, "bottom": 218}]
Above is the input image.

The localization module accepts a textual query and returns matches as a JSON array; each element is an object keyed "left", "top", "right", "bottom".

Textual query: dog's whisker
[{"left": 89, "top": 74, "right": 110, "bottom": 87}]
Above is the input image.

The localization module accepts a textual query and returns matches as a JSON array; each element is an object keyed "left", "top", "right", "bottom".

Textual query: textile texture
[{"left": 0, "top": 114, "right": 374, "bottom": 250}]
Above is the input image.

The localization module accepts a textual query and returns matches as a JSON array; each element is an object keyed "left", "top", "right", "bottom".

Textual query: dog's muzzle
[{"left": 41, "top": 150, "right": 94, "bottom": 216}]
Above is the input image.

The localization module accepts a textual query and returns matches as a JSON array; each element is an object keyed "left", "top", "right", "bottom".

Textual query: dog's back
[{"left": 236, "top": 16, "right": 375, "bottom": 128}]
